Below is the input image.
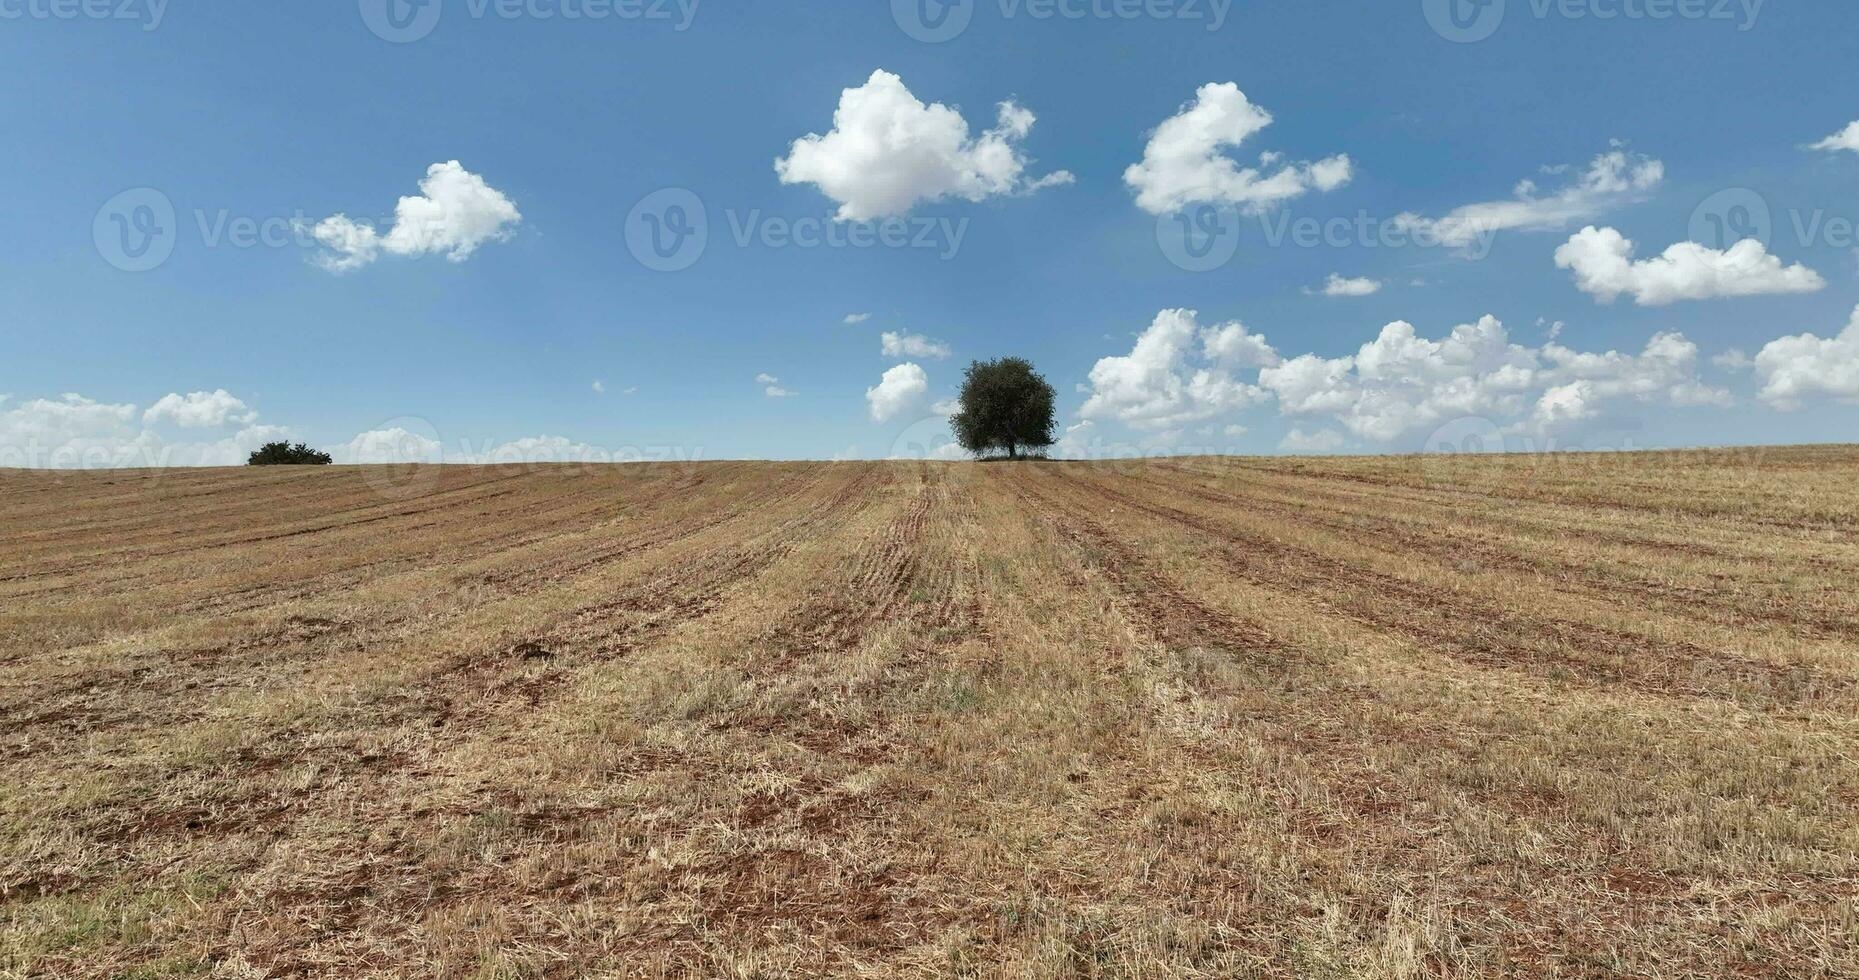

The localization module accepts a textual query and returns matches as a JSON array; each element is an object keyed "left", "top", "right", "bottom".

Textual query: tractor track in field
[
  {"left": 3, "top": 466, "right": 893, "bottom": 909},
  {"left": 1163, "top": 458, "right": 1859, "bottom": 576},
  {"left": 669, "top": 475, "right": 961, "bottom": 969},
  {"left": 0, "top": 471, "right": 542, "bottom": 585},
  {"left": 1246, "top": 462, "right": 1859, "bottom": 540},
  {"left": 6, "top": 457, "right": 1858, "bottom": 978},
  {"left": 999, "top": 468, "right": 1285, "bottom": 669},
  {"left": 1063, "top": 468, "right": 1855, "bottom": 708},
  {"left": 0, "top": 466, "right": 865, "bottom": 761},
  {"left": 1154, "top": 461, "right": 1859, "bottom": 638}
]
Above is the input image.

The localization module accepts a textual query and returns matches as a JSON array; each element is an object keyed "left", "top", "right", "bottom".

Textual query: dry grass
[{"left": 3, "top": 449, "right": 1857, "bottom": 978}]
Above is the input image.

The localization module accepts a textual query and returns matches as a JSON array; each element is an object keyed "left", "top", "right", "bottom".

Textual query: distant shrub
[{"left": 247, "top": 442, "right": 333, "bottom": 466}]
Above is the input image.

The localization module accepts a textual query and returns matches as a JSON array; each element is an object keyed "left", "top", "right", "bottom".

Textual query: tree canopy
[
  {"left": 951, "top": 357, "right": 1056, "bottom": 460},
  {"left": 247, "top": 442, "right": 333, "bottom": 466}
]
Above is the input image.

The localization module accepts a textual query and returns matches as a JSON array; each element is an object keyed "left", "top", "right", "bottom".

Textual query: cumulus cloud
[
  {"left": 1555, "top": 225, "right": 1826, "bottom": 306},
  {"left": 592, "top": 381, "right": 606, "bottom": 394},
  {"left": 1281, "top": 428, "right": 1346, "bottom": 454},
  {"left": 2, "top": 391, "right": 288, "bottom": 469},
  {"left": 1712, "top": 349, "right": 1753, "bottom": 371},
  {"left": 1310, "top": 274, "right": 1383, "bottom": 298},
  {"left": 341, "top": 427, "right": 444, "bottom": 465},
  {"left": 463, "top": 436, "right": 617, "bottom": 465},
  {"left": 339, "top": 429, "right": 626, "bottom": 465},
  {"left": 143, "top": 389, "right": 257, "bottom": 428},
  {"left": 307, "top": 161, "right": 522, "bottom": 272},
  {"left": 844, "top": 313, "right": 873, "bottom": 325},
  {"left": 880, "top": 331, "right": 952, "bottom": 360},
  {"left": 756, "top": 373, "right": 797, "bottom": 398},
  {"left": 1524, "top": 331, "right": 1734, "bottom": 432},
  {"left": 1124, "top": 82, "right": 1352, "bottom": 215},
  {"left": 1078, "top": 309, "right": 1271, "bottom": 429},
  {"left": 775, "top": 70, "right": 1072, "bottom": 222},
  {"left": 1200, "top": 319, "right": 1281, "bottom": 370},
  {"left": 1260, "top": 316, "right": 1545, "bottom": 442},
  {"left": 1393, "top": 148, "right": 1664, "bottom": 249},
  {"left": 1076, "top": 310, "right": 1732, "bottom": 449},
  {"left": 867, "top": 363, "right": 929, "bottom": 422},
  {"left": 1752, "top": 305, "right": 1859, "bottom": 410},
  {"left": 1811, "top": 122, "right": 1859, "bottom": 155},
  {"left": 1263, "top": 317, "right": 1728, "bottom": 441}
]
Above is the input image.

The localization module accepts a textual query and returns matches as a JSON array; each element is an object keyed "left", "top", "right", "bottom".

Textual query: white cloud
[
  {"left": 1281, "top": 428, "right": 1346, "bottom": 454},
  {"left": 844, "top": 313, "right": 872, "bottom": 325},
  {"left": 1752, "top": 305, "right": 1859, "bottom": 410},
  {"left": 1712, "top": 349, "right": 1752, "bottom": 371},
  {"left": 339, "top": 430, "right": 623, "bottom": 465},
  {"left": 1310, "top": 274, "right": 1383, "bottom": 298},
  {"left": 926, "top": 441, "right": 968, "bottom": 461},
  {"left": 143, "top": 390, "right": 257, "bottom": 428},
  {"left": 1555, "top": 225, "right": 1826, "bottom": 306},
  {"left": 1051, "top": 420, "right": 1096, "bottom": 460},
  {"left": 592, "top": 381, "right": 606, "bottom": 394},
  {"left": 307, "top": 161, "right": 522, "bottom": 272},
  {"left": 775, "top": 70, "right": 1072, "bottom": 222},
  {"left": 1393, "top": 149, "right": 1664, "bottom": 249},
  {"left": 880, "top": 331, "right": 952, "bottom": 360},
  {"left": 342, "top": 427, "right": 445, "bottom": 465},
  {"left": 463, "top": 436, "right": 615, "bottom": 465},
  {"left": 1200, "top": 319, "right": 1281, "bottom": 369},
  {"left": 1079, "top": 309, "right": 1271, "bottom": 429},
  {"left": 866, "top": 363, "right": 929, "bottom": 422},
  {"left": 2, "top": 392, "right": 288, "bottom": 469},
  {"left": 1524, "top": 331, "right": 1733, "bottom": 432},
  {"left": 1265, "top": 317, "right": 1728, "bottom": 442},
  {"left": 756, "top": 374, "right": 797, "bottom": 398},
  {"left": 1260, "top": 316, "right": 1546, "bottom": 442},
  {"left": 1123, "top": 82, "right": 1352, "bottom": 215},
  {"left": 1077, "top": 310, "right": 1733, "bottom": 449},
  {"left": 1810, "top": 121, "right": 1859, "bottom": 155}
]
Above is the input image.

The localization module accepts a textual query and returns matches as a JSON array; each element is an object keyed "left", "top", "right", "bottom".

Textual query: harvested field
[{"left": 3, "top": 449, "right": 1858, "bottom": 978}]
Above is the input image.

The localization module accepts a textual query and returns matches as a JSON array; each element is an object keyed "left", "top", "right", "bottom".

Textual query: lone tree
[
  {"left": 952, "top": 357, "right": 1056, "bottom": 460},
  {"left": 247, "top": 442, "right": 333, "bottom": 466}
]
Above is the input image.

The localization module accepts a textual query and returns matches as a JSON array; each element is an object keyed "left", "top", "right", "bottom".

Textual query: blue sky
[{"left": 3, "top": 0, "right": 1858, "bottom": 466}]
